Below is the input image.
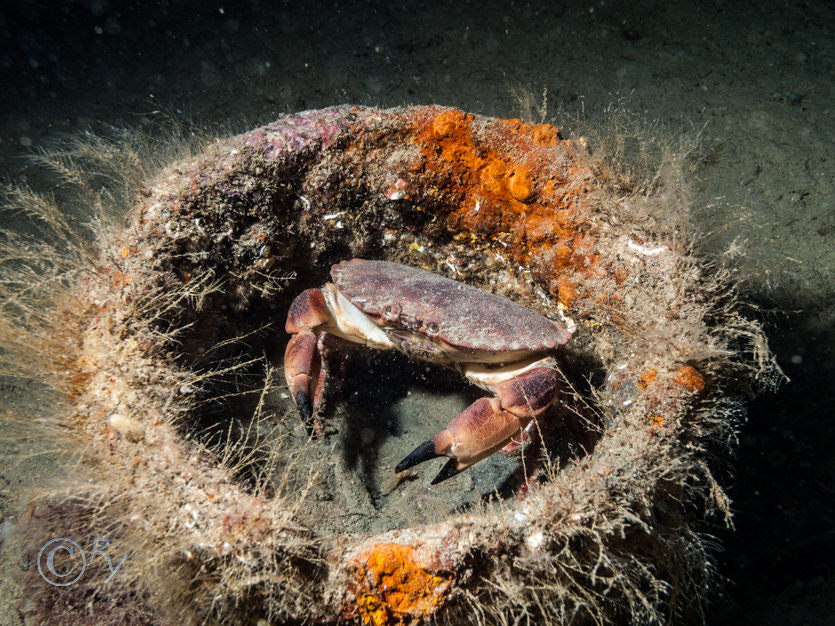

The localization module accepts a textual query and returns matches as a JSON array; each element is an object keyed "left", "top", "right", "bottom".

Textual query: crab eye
[
  {"left": 382, "top": 303, "right": 401, "bottom": 321},
  {"left": 425, "top": 321, "right": 440, "bottom": 336}
]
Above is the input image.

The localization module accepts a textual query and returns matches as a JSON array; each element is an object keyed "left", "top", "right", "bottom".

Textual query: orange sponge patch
[
  {"left": 673, "top": 365, "right": 707, "bottom": 394},
  {"left": 406, "top": 108, "right": 602, "bottom": 306},
  {"left": 348, "top": 543, "right": 452, "bottom": 626}
]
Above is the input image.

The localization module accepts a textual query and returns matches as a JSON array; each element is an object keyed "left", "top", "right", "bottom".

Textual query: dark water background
[{"left": 1, "top": 1, "right": 833, "bottom": 623}]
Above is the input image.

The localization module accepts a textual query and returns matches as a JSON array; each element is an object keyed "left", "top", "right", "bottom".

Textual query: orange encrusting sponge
[
  {"left": 348, "top": 543, "right": 452, "bottom": 626},
  {"left": 405, "top": 108, "right": 600, "bottom": 307}
]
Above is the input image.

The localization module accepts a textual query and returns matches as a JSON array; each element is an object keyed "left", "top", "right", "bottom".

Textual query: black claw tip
[
  {"left": 294, "top": 390, "right": 315, "bottom": 435},
  {"left": 395, "top": 440, "right": 441, "bottom": 473},
  {"left": 431, "top": 459, "right": 463, "bottom": 485},
  {"left": 294, "top": 390, "right": 311, "bottom": 419}
]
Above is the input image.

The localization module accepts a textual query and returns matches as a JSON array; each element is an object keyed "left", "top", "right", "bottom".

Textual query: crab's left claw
[{"left": 396, "top": 367, "right": 558, "bottom": 483}]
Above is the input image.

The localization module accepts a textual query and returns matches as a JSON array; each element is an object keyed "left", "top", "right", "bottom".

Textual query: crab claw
[
  {"left": 283, "top": 330, "right": 319, "bottom": 423},
  {"left": 396, "top": 367, "right": 558, "bottom": 483},
  {"left": 396, "top": 397, "right": 526, "bottom": 483},
  {"left": 285, "top": 287, "right": 330, "bottom": 334},
  {"left": 284, "top": 288, "right": 331, "bottom": 432}
]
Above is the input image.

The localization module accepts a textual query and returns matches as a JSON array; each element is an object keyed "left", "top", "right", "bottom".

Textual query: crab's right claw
[
  {"left": 283, "top": 330, "right": 318, "bottom": 423},
  {"left": 284, "top": 288, "right": 330, "bottom": 430}
]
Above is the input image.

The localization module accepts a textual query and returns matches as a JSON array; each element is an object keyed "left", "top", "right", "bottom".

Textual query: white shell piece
[
  {"left": 526, "top": 530, "right": 545, "bottom": 550},
  {"left": 108, "top": 413, "right": 144, "bottom": 442},
  {"left": 627, "top": 239, "right": 665, "bottom": 256}
]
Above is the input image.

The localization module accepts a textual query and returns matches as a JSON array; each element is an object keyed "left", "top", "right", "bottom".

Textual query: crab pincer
[{"left": 396, "top": 366, "right": 558, "bottom": 483}]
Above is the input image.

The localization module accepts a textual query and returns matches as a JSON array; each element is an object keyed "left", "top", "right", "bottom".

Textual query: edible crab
[{"left": 283, "top": 259, "right": 572, "bottom": 484}]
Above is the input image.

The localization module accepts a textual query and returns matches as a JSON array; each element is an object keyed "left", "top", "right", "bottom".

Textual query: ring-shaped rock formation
[{"left": 17, "top": 105, "right": 775, "bottom": 625}]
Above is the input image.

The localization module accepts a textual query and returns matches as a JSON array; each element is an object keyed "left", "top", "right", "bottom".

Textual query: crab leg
[{"left": 396, "top": 367, "right": 558, "bottom": 484}]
